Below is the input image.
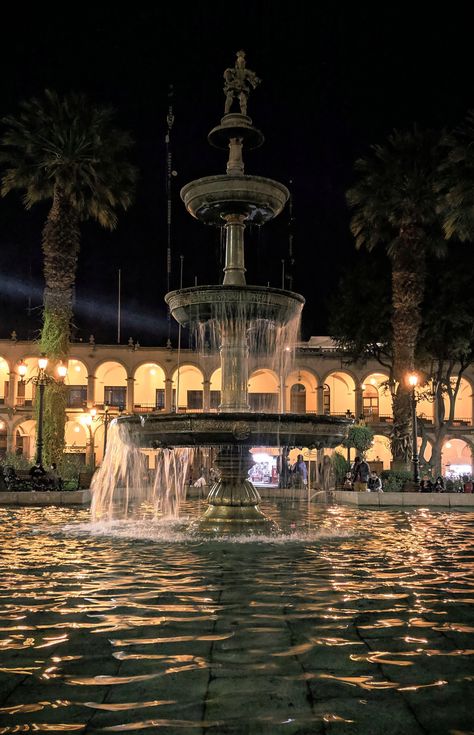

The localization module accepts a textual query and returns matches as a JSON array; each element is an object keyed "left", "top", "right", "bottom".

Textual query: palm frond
[{"left": 1, "top": 89, "right": 138, "bottom": 228}]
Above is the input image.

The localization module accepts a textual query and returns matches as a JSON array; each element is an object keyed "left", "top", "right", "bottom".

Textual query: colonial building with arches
[{"left": 1, "top": 336, "right": 473, "bottom": 475}]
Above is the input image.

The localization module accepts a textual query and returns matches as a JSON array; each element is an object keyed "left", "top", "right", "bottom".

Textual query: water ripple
[{"left": 0, "top": 504, "right": 473, "bottom": 733}]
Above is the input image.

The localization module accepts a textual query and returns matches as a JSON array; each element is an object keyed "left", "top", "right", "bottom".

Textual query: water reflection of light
[{"left": 0, "top": 504, "right": 473, "bottom": 732}]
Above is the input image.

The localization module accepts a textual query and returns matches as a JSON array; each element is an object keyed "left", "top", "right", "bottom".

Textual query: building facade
[{"left": 1, "top": 336, "right": 473, "bottom": 475}]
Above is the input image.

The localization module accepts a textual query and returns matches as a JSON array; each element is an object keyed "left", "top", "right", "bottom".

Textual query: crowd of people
[{"left": 343, "top": 456, "right": 383, "bottom": 492}]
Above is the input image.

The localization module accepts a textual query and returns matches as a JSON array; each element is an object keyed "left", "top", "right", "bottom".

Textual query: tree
[
  {"left": 330, "top": 249, "right": 474, "bottom": 476},
  {"left": 343, "top": 424, "right": 375, "bottom": 460},
  {"left": 329, "top": 252, "right": 392, "bottom": 372},
  {"left": 1, "top": 90, "right": 137, "bottom": 464},
  {"left": 439, "top": 110, "right": 474, "bottom": 242},
  {"left": 416, "top": 251, "right": 474, "bottom": 476},
  {"left": 346, "top": 127, "right": 446, "bottom": 467}
]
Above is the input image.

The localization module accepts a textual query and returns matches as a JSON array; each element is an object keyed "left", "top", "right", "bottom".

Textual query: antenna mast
[
  {"left": 165, "top": 85, "right": 175, "bottom": 347},
  {"left": 287, "top": 179, "right": 295, "bottom": 292}
]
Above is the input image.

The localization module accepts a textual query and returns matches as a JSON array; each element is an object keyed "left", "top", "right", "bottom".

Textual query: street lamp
[
  {"left": 18, "top": 356, "right": 68, "bottom": 467},
  {"left": 408, "top": 373, "right": 420, "bottom": 486},
  {"left": 88, "top": 404, "right": 112, "bottom": 461},
  {"left": 81, "top": 412, "right": 95, "bottom": 468}
]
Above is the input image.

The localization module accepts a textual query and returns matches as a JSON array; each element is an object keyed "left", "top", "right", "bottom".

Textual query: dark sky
[{"left": 0, "top": 4, "right": 473, "bottom": 344}]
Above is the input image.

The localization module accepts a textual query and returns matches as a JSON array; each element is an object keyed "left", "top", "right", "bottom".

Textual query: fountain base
[
  {"left": 191, "top": 502, "right": 278, "bottom": 535},
  {"left": 191, "top": 447, "right": 279, "bottom": 535}
]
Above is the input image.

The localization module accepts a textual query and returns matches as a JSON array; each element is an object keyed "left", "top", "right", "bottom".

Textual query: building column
[
  {"left": 87, "top": 374, "right": 96, "bottom": 406},
  {"left": 316, "top": 386, "right": 324, "bottom": 414},
  {"left": 126, "top": 377, "right": 134, "bottom": 413},
  {"left": 355, "top": 385, "right": 364, "bottom": 420},
  {"left": 165, "top": 378, "right": 173, "bottom": 413},
  {"left": 279, "top": 378, "right": 287, "bottom": 414},
  {"left": 6, "top": 424, "right": 15, "bottom": 454},
  {"left": 202, "top": 379, "right": 211, "bottom": 411},
  {"left": 6, "top": 371, "right": 18, "bottom": 409}
]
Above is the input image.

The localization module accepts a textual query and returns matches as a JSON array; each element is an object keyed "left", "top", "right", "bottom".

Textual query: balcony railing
[
  {"left": 15, "top": 397, "right": 33, "bottom": 408},
  {"left": 133, "top": 404, "right": 165, "bottom": 413}
]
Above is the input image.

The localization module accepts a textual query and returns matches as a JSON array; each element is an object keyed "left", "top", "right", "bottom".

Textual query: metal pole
[
  {"left": 103, "top": 408, "right": 109, "bottom": 455},
  {"left": 166, "top": 85, "right": 175, "bottom": 348},
  {"left": 117, "top": 269, "right": 121, "bottom": 344},
  {"left": 175, "top": 255, "right": 184, "bottom": 413},
  {"left": 36, "top": 380, "right": 45, "bottom": 466},
  {"left": 88, "top": 426, "right": 95, "bottom": 469},
  {"left": 412, "top": 387, "right": 420, "bottom": 485}
]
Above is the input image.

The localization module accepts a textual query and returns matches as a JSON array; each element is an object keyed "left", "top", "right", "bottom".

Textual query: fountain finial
[{"left": 223, "top": 50, "right": 261, "bottom": 116}]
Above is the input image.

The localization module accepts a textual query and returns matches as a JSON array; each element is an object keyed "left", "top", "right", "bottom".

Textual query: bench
[
  {"left": 77, "top": 470, "right": 94, "bottom": 490},
  {"left": 2, "top": 468, "right": 57, "bottom": 492}
]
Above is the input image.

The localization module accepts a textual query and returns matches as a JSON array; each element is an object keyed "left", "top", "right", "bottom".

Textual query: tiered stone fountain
[{"left": 117, "top": 52, "right": 349, "bottom": 533}]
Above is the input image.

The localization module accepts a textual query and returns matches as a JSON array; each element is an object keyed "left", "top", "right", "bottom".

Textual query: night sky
[{"left": 0, "top": 4, "right": 473, "bottom": 345}]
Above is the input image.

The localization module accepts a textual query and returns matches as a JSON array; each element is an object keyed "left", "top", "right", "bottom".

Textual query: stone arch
[
  {"left": 0, "top": 356, "right": 10, "bottom": 403},
  {"left": 365, "top": 434, "right": 392, "bottom": 471},
  {"left": 248, "top": 368, "right": 279, "bottom": 413},
  {"left": 321, "top": 370, "right": 357, "bottom": 416},
  {"left": 443, "top": 377, "right": 473, "bottom": 425},
  {"left": 14, "top": 419, "right": 36, "bottom": 460},
  {"left": 66, "top": 358, "right": 88, "bottom": 384},
  {"left": 65, "top": 358, "right": 89, "bottom": 409},
  {"left": 442, "top": 437, "right": 473, "bottom": 477},
  {"left": 209, "top": 368, "right": 222, "bottom": 410},
  {"left": 133, "top": 363, "right": 167, "bottom": 411},
  {"left": 14, "top": 357, "right": 39, "bottom": 408},
  {"left": 286, "top": 368, "right": 318, "bottom": 412},
  {"left": 172, "top": 364, "right": 205, "bottom": 411},
  {"left": 95, "top": 361, "right": 128, "bottom": 408},
  {"left": 360, "top": 371, "right": 392, "bottom": 422},
  {"left": 64, "top": 419, "right": 88, "bottom": 463}
]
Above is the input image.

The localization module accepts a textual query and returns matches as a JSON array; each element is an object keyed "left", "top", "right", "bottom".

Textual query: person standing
[
  {"left": 352, "top": 456, "right": 370, "bottom": 492},
  {"left": 292, "top": 454, "right": 308, "bottom": 489}
]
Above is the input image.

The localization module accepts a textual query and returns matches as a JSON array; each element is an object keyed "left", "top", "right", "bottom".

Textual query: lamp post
[
  {"left": 89, "top": 404, "right": 112, "bottom": 461},
  {"left": 82, "top": 413, "right": 95, "bottom": 469},
  {"left": 408, "top": 373, "right": 420, "bottom": 486},
  {"left": 18, "top": 356, "right": 68, "bottom": 467}
]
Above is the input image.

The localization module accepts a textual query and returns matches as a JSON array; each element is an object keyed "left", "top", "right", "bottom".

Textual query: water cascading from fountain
[
  {"left": 91, "top": 422, "right": 194, "bottom": 521},
  {"left": 89, "top": 51, "right": 351, "bottom": 534}
]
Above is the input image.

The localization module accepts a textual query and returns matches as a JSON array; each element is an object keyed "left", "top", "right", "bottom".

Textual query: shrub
[
  {"left": 381, "top": 469, "right": 412, "bottom": 492},
  {"left": 58, "top": 454, "right": 86, "bottom": 480},
  {"left": 0, "top": 452, "right": 31, "bottom": 471},
  {"left": 331, "top": 451, "right": 350, "bottom": 483},
  {"left": 343, "top": 424, "right": 374, "bottom": 457}
]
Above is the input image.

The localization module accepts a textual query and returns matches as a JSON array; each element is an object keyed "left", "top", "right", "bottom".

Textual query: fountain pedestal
[{"left": 191, "top": 447, "right": 277, "bottom": 534}]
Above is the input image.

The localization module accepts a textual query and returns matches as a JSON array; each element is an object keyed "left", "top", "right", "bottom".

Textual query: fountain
[{"left": 93, "top": 52, "right": 350, "bottom": 533}]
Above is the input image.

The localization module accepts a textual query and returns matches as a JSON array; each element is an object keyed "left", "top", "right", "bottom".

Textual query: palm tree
[
  {"left": 439, "top": 110, "right": 474, "bottom": 241},
  {"left": 346, "top": 127, "right": 445, "bottom": 467},
  {"left": 1, "top": 90, "right": 137, "bottom": 465}
]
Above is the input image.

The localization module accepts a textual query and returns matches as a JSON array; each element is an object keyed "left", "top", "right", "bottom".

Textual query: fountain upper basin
[
  {"left": 165, "top": 284, "right": 305, "bottom": 328},
  {"left": 180, "top": 175, "right": 289, "bottom": 224},
  {"left": 114, "top": 412, "right": 350, "bottom": 449}
]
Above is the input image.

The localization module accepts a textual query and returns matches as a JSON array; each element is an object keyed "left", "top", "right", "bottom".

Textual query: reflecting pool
[{"left": 0, "top": 503, "right": 473, "bottom": 734}]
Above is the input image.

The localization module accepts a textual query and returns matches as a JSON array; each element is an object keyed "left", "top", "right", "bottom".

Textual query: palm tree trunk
[
  {"left": 39, "top": 187, "right": 80, "bottom": 466},
  {"left": 390, "top": 229, "right": 425, "bottom": 468}
]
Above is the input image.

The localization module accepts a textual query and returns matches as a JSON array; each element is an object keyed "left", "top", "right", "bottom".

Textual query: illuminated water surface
[{"left": 0, "top": 503, "right": 473, "bottom": 734}]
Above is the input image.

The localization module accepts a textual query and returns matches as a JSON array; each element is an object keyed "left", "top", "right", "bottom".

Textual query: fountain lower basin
[
  {"left": 113, "top": 412, "right": 350, "bottom": 535},
  {"left": 115, "top": 411, "right": 348, "bottom": 450}
]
